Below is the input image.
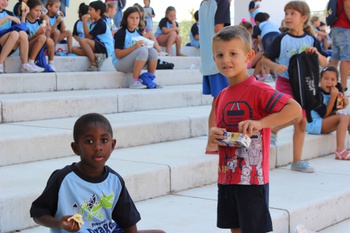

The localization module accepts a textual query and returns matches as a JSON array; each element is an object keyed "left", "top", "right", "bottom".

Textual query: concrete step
[
  {"left": 8, "top": 153, "right": 350, "bottom": 233},
  {"left": 3, "top": 54, "right": 201, "bottom": 73},
  {"left": 0, "top": 83, "right": 209, "bottom": 123},
  {"left": 0, "top": 68, "right": 202, "bottom": 94}
]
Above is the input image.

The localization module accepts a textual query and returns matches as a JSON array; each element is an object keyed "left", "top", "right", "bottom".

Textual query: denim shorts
[{"left": 330, "top": 27, "right": 350, "bottom": 61}]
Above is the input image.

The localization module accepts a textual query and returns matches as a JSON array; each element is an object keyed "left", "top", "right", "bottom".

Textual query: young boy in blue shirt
[{"left": 209, "top": 26, "right": 301, "bottom": 233}]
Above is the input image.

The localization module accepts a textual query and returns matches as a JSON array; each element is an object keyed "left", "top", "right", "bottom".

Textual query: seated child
[
  {"left": 72, "top": 3, "right": 92, "bottom": 41},
  {"left": 154, "top": 6, "right": 186, "bottom": 56},
  {"left": 189, "top": 10, "right": 199, "bottom": 48},
  {"left": 72, "top": 1, "right": 114, "bottom": 71},
  {"left": 104, "top": 1, "right": 119, "bottom": 35},
  {"left": 45, "top": 0, "right": 73, "bottom": 54},
  {"left": 26, "top": 0, "right": 56, "bottom": 71},
  {"left": 30, "top": 113, "right": 166, "bottom": 233},
  {"left": 306, "top": 66, "right": 350, "bottom": 160},
  {"left": 0, "top": 0, "right": 44, "bottom": 73},
  {"left": 310, "top": 16, "right": 331, "bottom": 51},
  {"left": 113, "top": 6, "right": 162, "bottom": 89}
]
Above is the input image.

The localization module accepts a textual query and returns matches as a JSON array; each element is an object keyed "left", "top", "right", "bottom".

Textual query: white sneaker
[
  {"left": 129, "top": 80, "right": 147, "bottom": 89},
  {"left": 96, "top": 53, "right": 106, "bottom": 68},
  {"left": 48, "top": 63, "right": 56, "bottom": 72},
  {"left": 21, "top": 63, "right": 45, "bottom": 73},
  {"left": 154, "top": 82, "right": 164, "bottom": 88}
]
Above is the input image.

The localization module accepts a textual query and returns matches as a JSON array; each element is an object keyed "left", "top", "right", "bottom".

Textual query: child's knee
[
  {"left": 37, "top": 35, "right": 47, "bottom": 44},
  {"left": 9, "top": 31, "right": 19, "bottom": 41},
  {"left": 46, "top": 38, "right": 54, "bottom": 47}
]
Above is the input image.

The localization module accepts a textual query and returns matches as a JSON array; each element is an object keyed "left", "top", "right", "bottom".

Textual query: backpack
[
  {"left": 325, "top": 0, "right": 343, "bottom": 26},
  {"left": 288, "top": 52, "right": 323, "bottom": 123},
  {"left": 156, "top": 59, "right": 174, "bottom": 69}
]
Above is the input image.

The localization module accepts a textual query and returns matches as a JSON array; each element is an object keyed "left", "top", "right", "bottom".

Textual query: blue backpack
[{"left": 325, "top": 0, "right": 343, "bottom": 26}]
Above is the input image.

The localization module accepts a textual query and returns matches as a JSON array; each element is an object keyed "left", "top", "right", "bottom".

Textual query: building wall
[{"left": 233, "top": 0, "right": 291, "bottom": 28}]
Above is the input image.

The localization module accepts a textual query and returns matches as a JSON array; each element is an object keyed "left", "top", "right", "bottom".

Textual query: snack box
[
  {"left": 337, "top": 92, "right": 344, "bottom": 109},
  {"left": 218, "top": 132, "right": 251, "bottom": 148}
]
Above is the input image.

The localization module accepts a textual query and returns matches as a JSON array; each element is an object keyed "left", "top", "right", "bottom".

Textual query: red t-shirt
[
  {"left": 333, "top": 0, "right": 350, "bottom": 29},
  {"left": 215, "top": 76, "right": 291, "bottom": 185}
]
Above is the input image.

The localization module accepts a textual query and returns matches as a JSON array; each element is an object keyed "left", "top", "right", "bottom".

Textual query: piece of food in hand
[
  {"left": 21, "top": 2, "right": 27, "bottom": 11},
  {"left": 337, "top": 92, "right": 344, "bottom": 109},
  {"left": 67, "top": 213, "right": 84, "bottom": 229},
  {"left": 41, "top": 20, "right": 47, "bottom": 27}
]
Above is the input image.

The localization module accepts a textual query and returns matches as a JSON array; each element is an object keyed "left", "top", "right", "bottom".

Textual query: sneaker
[
  {"left": 129, "top": 80, "right": 147, "bottom": 89},
  {"left": 21, "top": 63, "right": 45, "bottom": 73},
  {"left": 270, "top": 132, "right": 277, "bottom": 146},
  {"left": 0, "top": 65, "right": 3, "bottom": 74},
  {"left": 48, "top": 63, "right": 56, "bottom": 72},
  {"left": 264, "top": 74, "right": 274, "bottom": 82},
  {"left": 291, "top": 160, "right": 314, "bottom": 173},
  {"left": 96, "top": 53, "right": 106, "bottom": 68},
  {"left": 154, "top": 82, "right": 163, "bottom": 88}
]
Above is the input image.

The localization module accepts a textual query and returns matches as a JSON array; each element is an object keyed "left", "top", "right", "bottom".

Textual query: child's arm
[
  {"left": 123, "top": 224, "right": 138, "bottom": 233},
  {"left": 304, "top": 47, "right": 328, "bottom": 67},
  {"left": 34, "top": 215, "right": 81, "bottom": 232},
  {"left": 261, "top": 55, "right": 288, "bottom": 75},
  {"left": 114, "top": 40, "right": 144, "bottom": 59},
  {"left": 21, "top": 5, "right": 30, "bottom": 23},
  {"left": 52, "top": 17, "right": 63, "bottom": 32},
  {"left": 82, "top": 14, "right": 92, "bottom": 39},
  {"left": 324, "top": 86, "right": 339, "bottom": 117},
  {"left": 0, "top": 16, "right": 20, "bottom": 25},
  {"left": 238, "top": 98, "right": 302, "bottom": 137},
  {"left": 29, "top": 26, "right": 46, "bottom": 41}
]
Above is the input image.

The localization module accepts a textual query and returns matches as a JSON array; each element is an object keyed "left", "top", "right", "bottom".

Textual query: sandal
[
  {"left": 335, "top": 149, "right": 350, "bottom": 160},
  {"left": 86, "top": 64, "right": 99, "bottom": 71}
]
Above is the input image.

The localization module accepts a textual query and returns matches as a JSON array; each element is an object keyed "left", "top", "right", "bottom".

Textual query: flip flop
[
  {"left": 205, "top": 150, "right": 218, "bottom": 155},
  {"left": 335, "top": 149, "right": 350, "bottom": 160}
]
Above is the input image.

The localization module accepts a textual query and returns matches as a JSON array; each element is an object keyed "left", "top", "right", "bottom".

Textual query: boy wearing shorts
[{"left": 208, "top": 26, "right": 301, "bottom": 233}]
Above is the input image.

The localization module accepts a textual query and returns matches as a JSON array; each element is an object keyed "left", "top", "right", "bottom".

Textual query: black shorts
[
  {"left": 217, "top": 183, "right": 273, "bottom": 233},
  {"left": 94, "top": 38, "right": 107, "bottom": 57}
]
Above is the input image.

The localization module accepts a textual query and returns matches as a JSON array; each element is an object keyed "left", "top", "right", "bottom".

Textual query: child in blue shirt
[
  {"left": 72, "top": 1, "right": 114, "bottom": 71},
  {"left": 189, "top": 10, "right": 199, "bottom": 48},
  {"left": 0, "top": 0, "right": 44, "bottom": 73},
  {"left": 72, "top": 3, "right": 92, "bottom": 41},
  {"left": 143, "top": 0, "right": 155, "bottom": 33}
]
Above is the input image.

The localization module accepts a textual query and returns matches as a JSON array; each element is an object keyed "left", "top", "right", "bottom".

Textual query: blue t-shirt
[
  {"left": 112, "top": 26, "right": 143, "bottom": 65},
  {"left": 249, "top": 1, "right": 260, "bottom": 18},
  {"left": 253, "top": 21, "right": 280, "bottom": 39},
  {"left": 25, "top": 18, "right": 42, "bottom": 38},
  {"left": 0, "top": 9, "right": 15, "bottom": 31},
  {"left": 154, "top": 17, "right": 178, "bottom": 38},
  {"left": 264, "top": 32, "right": 326, "bottom": 79},
  {"left": 144, "top": 6, "right": 155, "bottom": 31},
  {"left": 199, "top": 0, "right": 230, "bottom": 76},
  {"left": 89, "top": 16, "right": 114, "bottom": 57},
  {"left": 48, "top": 15, "right": 62, "bottom": 30},
  {"left": 73, "top": 19, "right": 92, "bottom": 38},
  {"left": 30, "top": 164, "right": 141, "bottom": 233}
]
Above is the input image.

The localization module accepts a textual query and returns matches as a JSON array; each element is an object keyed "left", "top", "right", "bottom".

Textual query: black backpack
[
  {"left": 325, "top": 0, "right": 343, "bottom": 26},
  {"left": 288, "top": 52, "right": 323, "bottom": 123},
  {"left": 156, "top": 59, "right": 174, "bottom": 69}
]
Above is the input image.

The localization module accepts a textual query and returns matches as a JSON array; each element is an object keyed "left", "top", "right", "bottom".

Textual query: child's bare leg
[
  {"left": 50, "top": 29, "right": 60, "bottom": 50},
  {"left": 321, "top": 114, "right": 348, "bottom": 152},
  {"left": 231, "top": 228, "right": 241, "bottom": 233},
  {"left": 206, "top": 97, "right": 218, "bottom": 152},
  {"left": 133, "top": 60, "right": 147, "bottom": 78},
  {"left": 29, "top": 35, "right": 46, "bottom": 60},
  {"left": 157, "top": 32, "right": 175, "bottom": 54},
  {"left": 147, "top": 59, "right": 157, "bottom": 74},
  {"left": 175, "top": 34, "right": 183, "bottom": 56},
  {"left": 293, "top": 117, "right": 306, "bottom": 163},
  {"left": 71, "top": 46, "right": 85, "bottom": 56},
  {"left": 46, "top": 38, "right": 55, "bottom": 62},
  {"left": 58, "top": 30, "right": 73, "bottom": 53},
  {"left": 78, "top": 38, "right": 96, "bottom": 65},
  {"left": 17, "top": 31, "right": 29, "bottom": 64},
  {"left": 144, "top": 32, "right": 161, "bottom": 53},
  {"left": 0, "top": 31, "right": 19, "bottom": 64}
]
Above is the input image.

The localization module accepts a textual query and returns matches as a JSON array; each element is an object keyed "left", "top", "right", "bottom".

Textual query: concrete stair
[{"left": 1, "top": 55, "right": 350, "bottom": 233}]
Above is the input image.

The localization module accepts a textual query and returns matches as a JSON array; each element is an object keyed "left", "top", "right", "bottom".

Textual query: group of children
[{"left": 29, "top": 1, "right": 350, "bottom": 233}]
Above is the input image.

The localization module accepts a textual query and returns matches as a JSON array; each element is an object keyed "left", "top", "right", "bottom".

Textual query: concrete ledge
[
  {"left": 0, "top": 69, "right": 203, "bottom": 94},
  {"left": 160, "top": 46, "right": 200, "bottom": 57}
]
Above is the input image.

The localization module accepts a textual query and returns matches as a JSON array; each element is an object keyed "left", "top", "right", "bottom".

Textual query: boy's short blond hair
[{"left": 212, "top": 26, "right": 252, "bottom": 52}]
